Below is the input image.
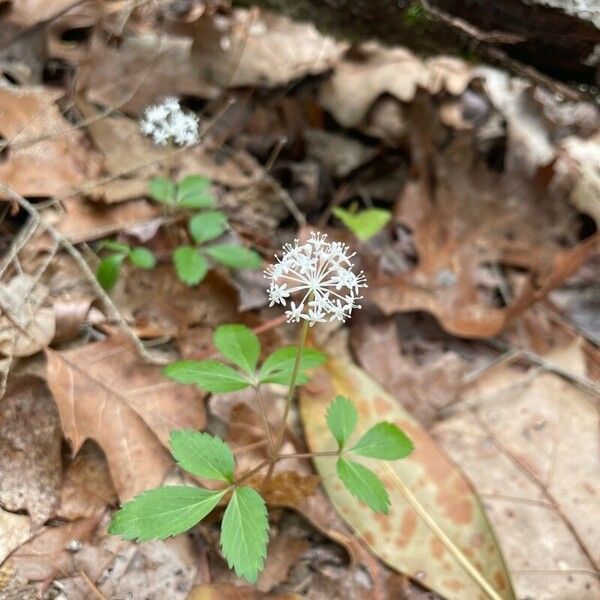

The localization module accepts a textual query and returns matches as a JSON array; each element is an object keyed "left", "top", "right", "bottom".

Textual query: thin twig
[{"left": 0, "top": 184, "right": 163, "bottom": 364}]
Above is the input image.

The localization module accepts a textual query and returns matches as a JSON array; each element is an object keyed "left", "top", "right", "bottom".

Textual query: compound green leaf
[
  {"left": 337, "top": 457, "right": 389, "bottom": 514},
  {"left": 326, "top": 395, "right": 357, "bottom": 450},
  {"left": 170, "top": 430, "right": 235, "bottom": 482},
  {"left": 164, "top": 359, "right": 250, "bottom": 393},
  {"left": 108, "top": 486, "right": 225, "bottom": 541},
  {"left": 213, "top": 324, "right": 260, "bottom": 375},
  {"left": 220, "top": 487, "right": 268, "bottom": 583}
]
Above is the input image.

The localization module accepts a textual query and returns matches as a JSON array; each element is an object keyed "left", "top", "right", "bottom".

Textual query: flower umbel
[
  {"left": 140, "top": 97, "right": 199, "bottom": 147},
  {"left": 265, "top": 232, "right": 367, "bottom": 326}
]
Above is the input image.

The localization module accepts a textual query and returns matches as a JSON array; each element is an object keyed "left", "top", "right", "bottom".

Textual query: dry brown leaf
[
  {"left": 7, "top": 0, "right": 82, "bottom": 25},
  {"left": 257, "top": 534, "right": 309, "bottom": 593},
  {"left": 6, "top": 517, "right": 99, "bottom": 582},
  {"left": 554, "top": 133, "right": 600, "bottom": 226},
  {"left": 433, "top": 340, "right": 600, "bottom": 599},
  {"left": 0, "top": 274, "right": 55, "bottom": 357},
  {"left": 112, "top": 267, "right": 238, "bottom": 340},
  {"left": 192, "top": 10, "right": 346, "bottom": 88},
  {"left": 0, "top": 376, "right": 62, "bottom": 524},
  {"left": 188, "top": 583, "right": 302, "bottom": 599},
  {"left": 320, "top": 44, "right": 426, "bottom": 129},
  {"left": 78, "top": 30, "right": 221, "bottom": 115},
  {"left": 0, "top": 86, "right": 101, "bottom": 199},
  {"left": 52, "top": 196, "right": 161, "bottom": 243},
  {"left": 0, "top": 508, "right": 31, "bottom": 565},
  {"left": 56, "top": 441, "right": 117, "bottom": 521},
  {"left": 368, "top": 95, "right": 599, "bottom": 338},
  {"left": 350, "top": 315, "right": 471, "bottom": 425},
  {"left": 45, "top": 330, "right": 205, "bottom": 500}
]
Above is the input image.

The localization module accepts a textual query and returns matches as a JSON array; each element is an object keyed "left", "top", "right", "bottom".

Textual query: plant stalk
[
  {"left": 381, "top": 463, "right": 505, "bottom": 600},
  {"left": 263, "top": 318, "right": 310, "bottom": 484},
  {"left": 254, "top": 385, "right": 276, "bottom": 457}
]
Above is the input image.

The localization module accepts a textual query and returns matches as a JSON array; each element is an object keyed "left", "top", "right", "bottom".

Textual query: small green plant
[
  {"left": 108, "top": 233, "right": 414, "bottom": 583},
  {"left": 96, "top": 240, "right": 156, "bottom": 291},
  {"left": 149, "top": 174, "right": 262, "bottom": 285},
  {"left": 333, "top": 205, "right": 391, "bottom": 241},
  {"left": 95, "top": 174, "right": 262, "bottom": 290}
]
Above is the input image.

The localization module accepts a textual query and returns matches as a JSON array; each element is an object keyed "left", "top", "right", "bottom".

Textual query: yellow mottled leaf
[{"left": 300, "top": 357, "right": 515, "bottom": 600}]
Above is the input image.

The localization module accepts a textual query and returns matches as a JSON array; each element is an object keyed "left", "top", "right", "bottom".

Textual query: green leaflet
[
  {"left": 189, "top": 211, "right": 228, "bottom": 244},
  {"left": 108, "top": 486, "right": 225, "bottom": 541},
  {"left": 213, "top": 324, "right": 260, "bottom": 375},
  {"left": 351, "top": 422, "right": 414, "bottom": 460},
  {"left": 96, "top": 254, "right": 125, "bottom": 291},
  {"left": 173, "top": 246, "right": 208, "bottom": 285},
  {"left": 170, "top": 431, "right": 235, "bottom": 483},
  {"left": 326, "top": 396, "right": 357, "bottom": 450},
  {"left": 259, "top": 347, "right": 326, "bottom": 384},
  {"left": 220, "top": 487, "right": 268, "bottom": 583},
  {"left": 164, "top": 359, "right": 250, "bottom": 392},
  {"left": 333, "top": 207, "right": 391, "bottom": 241},
  {"left": 205, "top": 244, "right": 262, "bottom": 269},
  {"left": 337, "top": 457, "right": 389, "bottom": 514}
]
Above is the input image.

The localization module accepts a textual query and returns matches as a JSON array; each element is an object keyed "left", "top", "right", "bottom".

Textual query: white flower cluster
[
  {"left": 265, "top": 232, "right": 367, "bottom": 326},
  {"left": 139, "top": 97, "right": 199, "bottom": 146}
]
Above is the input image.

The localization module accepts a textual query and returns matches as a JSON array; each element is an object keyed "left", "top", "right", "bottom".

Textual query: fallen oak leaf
[
  {"left": 300, "top": 357, "right": 515, "bottom": 600},
  {"left": 45, "top": 330, "right": 205, "bottom": 501}
]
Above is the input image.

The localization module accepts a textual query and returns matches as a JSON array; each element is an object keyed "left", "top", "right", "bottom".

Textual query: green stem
[
  {"left": 254, "top": 385, "right": 275, "bottom": 457},
  {"left": 262, "top": 318, "right": 310, "bottom": 484}
]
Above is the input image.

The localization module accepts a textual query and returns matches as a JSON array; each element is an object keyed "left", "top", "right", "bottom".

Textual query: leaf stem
[
  {"left": 277, "top": 450, "right": 340, "bottom": 459},
  {"left": 233, "top": 458, "right": 270, "bottom": 487},
  {"left": 263, "top": 319, "right": 310, "bottom": 484},
  {"left": 254, "top": 385, "right": 276, "bottom": 457},
  {"left": 381, "top": 463, "right": 505, "bottom": 600}
]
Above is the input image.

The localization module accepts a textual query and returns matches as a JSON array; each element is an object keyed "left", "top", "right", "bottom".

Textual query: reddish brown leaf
[{"left": 45, "top": 331, "right": 205, "bottom": 500}]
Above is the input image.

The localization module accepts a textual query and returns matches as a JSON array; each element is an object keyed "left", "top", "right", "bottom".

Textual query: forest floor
[{"left": 0, "top": 1, "right": 599, "bottom": 599}]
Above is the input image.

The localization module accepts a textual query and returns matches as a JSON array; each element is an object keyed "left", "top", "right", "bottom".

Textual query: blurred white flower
[
  {"left": 265, "top": 232, "right": 367, "bottom": 326},
  {"left": 139, "top": 97, "right": 199, "bottom": 147}
]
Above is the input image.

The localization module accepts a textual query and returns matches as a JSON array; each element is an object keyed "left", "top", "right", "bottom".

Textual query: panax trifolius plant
[
  {"left": 142, "top": 97, "right": 261, "bottom": 285},
  {"left": 109, "top": 232, "right": 414, "bottom": 582}
]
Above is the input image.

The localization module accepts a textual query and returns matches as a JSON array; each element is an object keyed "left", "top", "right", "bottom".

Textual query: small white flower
[
  {"left": 285, "top": 301, "right": 304, "bottom": 323},
  {"left": 265, "top": 232, "right": 367, "bottom": 326},
  {"left": 268, "top": 282, "right": 290, "bottom": 306},
  {"left": 139, "top": 97, "right": 199, "bottom": 147}
]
